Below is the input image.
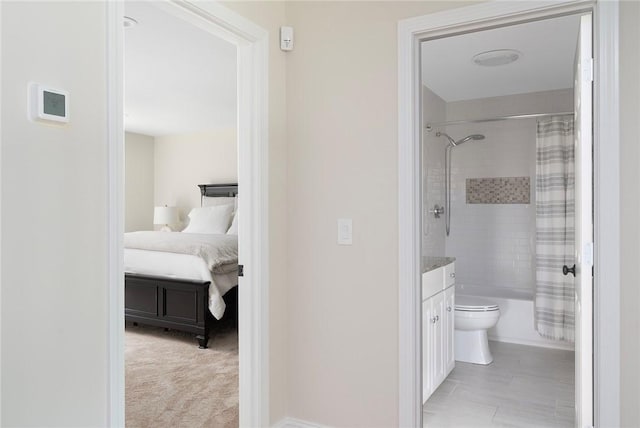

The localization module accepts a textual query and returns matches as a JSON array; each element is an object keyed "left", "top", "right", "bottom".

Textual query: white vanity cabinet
[{"left": 422, "top": 261, "right": 456, "bottom": 403}]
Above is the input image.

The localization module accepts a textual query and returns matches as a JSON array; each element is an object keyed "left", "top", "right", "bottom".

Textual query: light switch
[{"left": 337, "top": 218, "right": 352, "bottom": 245}]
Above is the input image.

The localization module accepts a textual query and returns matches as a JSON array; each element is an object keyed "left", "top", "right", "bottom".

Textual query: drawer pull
[{"left": 447, "top": 306, "right": 452, "bottom": 312}]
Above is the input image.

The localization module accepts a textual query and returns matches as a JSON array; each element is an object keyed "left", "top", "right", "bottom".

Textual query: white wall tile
[
  {"left": 429, "top": 89, "right": 573, "bottom": 294},
  {"left": 422, "top": 85, "right": 448, "bottom": 259}
]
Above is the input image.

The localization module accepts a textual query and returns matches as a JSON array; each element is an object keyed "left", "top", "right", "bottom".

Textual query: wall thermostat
[{"left": 29, "top": 83, "right": 69, "bottom": 124}]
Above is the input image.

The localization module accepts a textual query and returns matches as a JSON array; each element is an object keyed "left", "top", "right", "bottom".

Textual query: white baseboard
[
  {"left": 489, "top": 335, "right": 575, "bottom": 351},
  {"left": 273, "top": 417, "right": 327, "bottom": 428}
]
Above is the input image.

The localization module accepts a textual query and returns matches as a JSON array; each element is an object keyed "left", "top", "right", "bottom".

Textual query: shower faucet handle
[{"left": 429, "top": 204, "right": 445, "bottom": 219}]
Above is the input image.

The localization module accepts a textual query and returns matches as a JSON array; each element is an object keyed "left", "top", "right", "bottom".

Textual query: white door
[{"left": 573, "top": 13, "right": 593, "bottom": 428}]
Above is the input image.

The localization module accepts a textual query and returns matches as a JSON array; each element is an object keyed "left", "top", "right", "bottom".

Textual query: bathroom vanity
[{"left": 422, "top": 258, "right": 456, "bottom": 403}]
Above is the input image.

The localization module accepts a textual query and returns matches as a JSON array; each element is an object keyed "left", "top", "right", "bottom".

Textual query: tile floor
[{"left": 423, "top": 341, "right": 575, "bottom": 427}]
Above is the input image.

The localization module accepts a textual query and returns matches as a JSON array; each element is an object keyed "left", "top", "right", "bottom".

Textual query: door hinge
[
  {"left": 583, "top": 242, "right": 594, "bottom": 266},
  {"left": 584, "top": 57, "right": 594, "bottom": 82},
  {"left": 238, "top": 264, "right": 244, "bottom": 277}
]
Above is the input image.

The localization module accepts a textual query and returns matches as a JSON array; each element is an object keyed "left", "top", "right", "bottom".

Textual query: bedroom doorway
[
  {"left": 106, "top": 1, "right": 269, "bottom": 427},
  {"left": 123, "top": 1, "right": 241, "bottom": 426}
]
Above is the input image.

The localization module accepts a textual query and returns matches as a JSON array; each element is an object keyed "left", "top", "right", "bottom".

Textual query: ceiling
[
  {"left": 124, "top": 2, "right": 236, "bottom": 137},
  {"left": 421, "top": 14, "right": 581, "bottom": 102}
]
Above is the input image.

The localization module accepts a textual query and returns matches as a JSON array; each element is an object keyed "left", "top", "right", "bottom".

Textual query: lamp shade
[{"left": 154, "top": 206, "right": 178, "bottom": 225}]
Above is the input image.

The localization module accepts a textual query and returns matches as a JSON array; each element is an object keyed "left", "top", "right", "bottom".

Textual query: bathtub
[{"left": 456, "top": 284, "right": 574, "bottom": 351}]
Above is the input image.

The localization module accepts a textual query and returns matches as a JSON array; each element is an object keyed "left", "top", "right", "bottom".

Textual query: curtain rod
[{"left": 425, "top": 111, "right": 574, "bottom": 131}]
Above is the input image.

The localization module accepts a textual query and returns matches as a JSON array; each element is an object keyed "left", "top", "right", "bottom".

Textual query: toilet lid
[{"left": 455, "top": 295, "right": 499, "bottom": 312}]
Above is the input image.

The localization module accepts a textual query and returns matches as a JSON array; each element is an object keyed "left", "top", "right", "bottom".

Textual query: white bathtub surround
[
  {"left": 444, "top": 89, "right": 573, "bottom": 296},
  {"left": 422, "top": 85, "right": 447, "bottom": 258},
  {"left": 457, "top": 285, "right": 574, "bottom": 351}
]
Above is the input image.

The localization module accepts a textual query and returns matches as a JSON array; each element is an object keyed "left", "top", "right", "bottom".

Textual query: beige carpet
[{"left": 125, "top": 323, "right": 238, "bottom": 428}]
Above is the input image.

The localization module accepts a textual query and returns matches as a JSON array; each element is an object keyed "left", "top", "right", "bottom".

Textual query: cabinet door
[
  {"left": 431, "top": 291, "right": 446, "bottom": 390},
  {"left": 422, "top": 299, "right": 433, "bottom": 403},
  {"left": 444, "top": 286, "right": 455, "bottom": 375}
]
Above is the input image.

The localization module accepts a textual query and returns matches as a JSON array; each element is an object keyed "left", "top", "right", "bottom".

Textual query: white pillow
[
  {"left": 227, "top": 212, "right": 238, "bottom": 235},
  {"left": 202, "top": 196, "right": 237, "bottom": 212},
  {"left": 182, "top": 204, "right": 234, "bottom": 234}
]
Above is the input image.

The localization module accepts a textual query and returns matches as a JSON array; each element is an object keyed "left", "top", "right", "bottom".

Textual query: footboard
[{"left": 125, "top": 273, "right": 212, "bottom": 348}]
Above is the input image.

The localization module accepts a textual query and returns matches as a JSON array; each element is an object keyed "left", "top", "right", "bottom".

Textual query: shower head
[
  {"left": 456, "top": 134, "right": 485, "bottom": 146},
  {"left": 436, "top": 131, "right": 485, "bottom": 147}
]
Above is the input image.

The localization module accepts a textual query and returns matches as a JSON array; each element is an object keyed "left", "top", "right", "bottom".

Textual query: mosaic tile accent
[{"left": 466, "top": 177, "right": 530, "bottom": 204}]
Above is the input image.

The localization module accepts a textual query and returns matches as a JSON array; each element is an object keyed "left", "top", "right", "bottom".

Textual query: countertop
[{"left": 423, "top": 256, "right": 456, "bottom": 273}]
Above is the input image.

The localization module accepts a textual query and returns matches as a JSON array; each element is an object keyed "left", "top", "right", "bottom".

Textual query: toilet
[{"left": 454, "top": 295, "right": 500, "bottom": 365}]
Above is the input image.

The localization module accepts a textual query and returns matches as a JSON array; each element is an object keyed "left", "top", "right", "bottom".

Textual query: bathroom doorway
[
  {"left": 400, "top": 1, "right": 615, "bottom": 426},
  {"left": 418, "top": 12, "right": 591, "bottom": 427}
]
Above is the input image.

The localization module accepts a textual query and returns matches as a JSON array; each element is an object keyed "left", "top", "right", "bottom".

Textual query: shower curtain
[{"left": 535, "top": 116, "right": 575, "bottom": 342}]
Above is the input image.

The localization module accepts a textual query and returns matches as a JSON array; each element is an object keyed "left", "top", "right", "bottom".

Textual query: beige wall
[
  {"left": 284, "top": 2, "right": 475, "bottom": 426},
  {"left": 620, "top": 1, "right": 640, "bottom": 426},
  {"left": 154, "top": 130, "right": 237, "bottom": 227},
  {"left": 125, "top": 132, "right": 155, "bottom": 232},
  {"left": 1, "top": 2, "right": 108, "bottom": 426}
]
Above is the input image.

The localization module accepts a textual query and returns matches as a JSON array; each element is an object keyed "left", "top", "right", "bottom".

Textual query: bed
[{"left": 124, "top": 183, "right": 239, "bottom": 348}]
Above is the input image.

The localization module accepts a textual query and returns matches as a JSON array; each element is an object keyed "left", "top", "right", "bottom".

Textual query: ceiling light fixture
[
  {"left": 473, "top": 49, "right": 521, "bottom": 67},
  {"left": 123, "top": 16, "right": 138, "bottom": 29}
]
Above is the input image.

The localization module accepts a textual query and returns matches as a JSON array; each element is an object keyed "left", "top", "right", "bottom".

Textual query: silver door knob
[
  {"left": 450, "top": 273, "right": 455, "bottom": 278},
  {"left": 431, "top": 317, "right": 437, "bottom": 324},
  {"left": 429, "top": 205, "right": 445, "bottom": 219}
]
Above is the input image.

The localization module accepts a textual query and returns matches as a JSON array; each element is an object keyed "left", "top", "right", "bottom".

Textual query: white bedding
[
  {"left": 124, "top": 240, "right": 238, "bottom": 320},
  {"left": 124, "top": 231, "right": 238, "bottom": 273}
]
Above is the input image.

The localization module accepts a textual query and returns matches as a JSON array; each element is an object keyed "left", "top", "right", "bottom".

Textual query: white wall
[
  {"left": 422, "top": 85, "right": 447, "bottom": 259},
  {"left": 125, "top": 132, "right": 154, "bottom": 232},
  {"left": 154, "top": 129, "right": 237, "bottom": 227},
  {"left": 1, "top": 2, "right": 108, "bottom": 426},
  {"left": 443, "top": 89, "right": 573, "bottom": 294}
]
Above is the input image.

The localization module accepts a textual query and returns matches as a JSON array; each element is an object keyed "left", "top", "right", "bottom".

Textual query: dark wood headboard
[{"left": 197, "top": 183, "right": 238, "bottom": 206}]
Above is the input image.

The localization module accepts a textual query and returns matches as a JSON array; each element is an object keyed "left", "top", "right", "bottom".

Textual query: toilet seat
[{"left": 455, "top": 296, "right": 499, "bottom": 312}]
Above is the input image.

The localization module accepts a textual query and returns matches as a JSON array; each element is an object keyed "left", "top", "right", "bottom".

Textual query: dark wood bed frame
[{"left": 124, "top": 183, "right": 239, "bottom": 349}]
